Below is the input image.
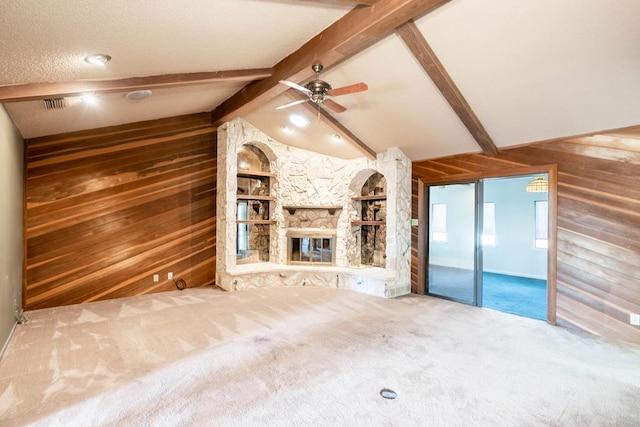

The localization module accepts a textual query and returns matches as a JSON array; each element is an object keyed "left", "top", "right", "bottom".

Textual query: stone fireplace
[{"left": 216, "top": 118, "right": 412, "bottom": 298}]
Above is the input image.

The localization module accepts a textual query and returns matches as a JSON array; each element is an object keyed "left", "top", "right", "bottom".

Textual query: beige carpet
[{"left": 1, "top": 286, "right": 639, "bottom": 426}]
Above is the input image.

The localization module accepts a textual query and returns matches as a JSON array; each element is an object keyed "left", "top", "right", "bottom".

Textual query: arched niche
[
  {"left": 236, "top": 144, "right": 275, "bottom": 264},
  {"left": 237, "top": 143, "right": 274, "bottom": 172},
  {"left": 350, "top": 170, "right": 387, "bottom": 268}
]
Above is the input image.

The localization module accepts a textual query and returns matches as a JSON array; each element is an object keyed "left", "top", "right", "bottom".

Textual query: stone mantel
[
  {"left": 282, "top": 205, "right": 342, "bottom": 215},
  {"left": 216, "top": 118, "right": 412, "bottom": 298}
]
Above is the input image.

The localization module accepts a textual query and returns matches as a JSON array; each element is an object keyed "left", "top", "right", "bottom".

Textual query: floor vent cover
[{"left": 380, "top": 388, "right": 398, "bottom": 399}]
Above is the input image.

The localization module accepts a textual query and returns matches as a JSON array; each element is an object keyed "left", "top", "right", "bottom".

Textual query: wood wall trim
[
  {"left": 0, "top": 69, "right": 272, "bottom": 102},
  {"left": 416, "top": 179, "right": 427, "bottom": 294},
  {"left": 397, "top": 20, "right": 498, "bottom": 157},
  {"left": 547, "top": 164, "right": 558, "bottom": 325},
  {"left": 210, "top": 0, "right": 452, "bottom": 126},
  {"left": 22, "top": 133, "right": 28, "bottom": 311}
]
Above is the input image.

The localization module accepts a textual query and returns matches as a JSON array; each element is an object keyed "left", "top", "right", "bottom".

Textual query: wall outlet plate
[
  {"left": 153, "top": 274, "right": 159, "bottom": 282},
  {"left": 168, "top": 272, "right": 173, "bottom": 280},
  {"left": 630, "top": 313, "right": 640, "bottom": 326}
]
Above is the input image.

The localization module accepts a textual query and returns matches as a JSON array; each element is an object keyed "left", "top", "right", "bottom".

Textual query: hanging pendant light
[{"left": 526, "top": 176, "right": 548, "bottom": 193}]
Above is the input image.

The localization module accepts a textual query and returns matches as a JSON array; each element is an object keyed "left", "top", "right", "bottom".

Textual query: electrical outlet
[
  {"left": 168, "top": 272, "right": 173, "bottom": 280},
  {"left": 630, "top": 313, "right": 640, "bottom": 326},
  {"left": 153, "top": 274, "right": 159, "bottom": 282}
]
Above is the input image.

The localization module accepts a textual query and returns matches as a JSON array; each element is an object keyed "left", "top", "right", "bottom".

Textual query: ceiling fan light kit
[{"left": 277, "top": 64, "right": 368, "bottom": 113}]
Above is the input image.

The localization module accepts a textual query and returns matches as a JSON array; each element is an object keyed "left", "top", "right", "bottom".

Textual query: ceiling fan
[{"left": 277, "top": 64, "right": 368, "bottom": 113}]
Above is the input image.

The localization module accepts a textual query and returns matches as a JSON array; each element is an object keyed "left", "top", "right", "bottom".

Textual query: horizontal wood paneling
[
  {"left": 25, "top": 113, "right": 217, "bottom": 310},
  {"left": 412, "top": 127, "right": 640, "bottom": 344}
]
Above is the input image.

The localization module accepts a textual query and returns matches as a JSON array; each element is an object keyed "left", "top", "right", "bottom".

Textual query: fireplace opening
[{"left": 289, "top": 235, "right": 335, "bottom": 265}]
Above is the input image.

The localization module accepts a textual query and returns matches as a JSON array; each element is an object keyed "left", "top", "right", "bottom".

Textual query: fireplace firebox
[{"left": 288, "top": 233, "right": 335, "bottom": 265}]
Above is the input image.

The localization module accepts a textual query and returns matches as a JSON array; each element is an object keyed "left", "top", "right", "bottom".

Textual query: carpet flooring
[
  {"left": 1, "top": 286, "right": 639, "bottom": 426},
  {"left": 482, "top": 272, "right": 547, "bottom": 320},
  {"left": 429, "top": 266, "right": 547, "bottom": 320}
]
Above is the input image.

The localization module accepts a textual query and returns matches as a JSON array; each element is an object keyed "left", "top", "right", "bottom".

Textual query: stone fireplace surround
[{"left": 216, "top": 118, "right": 411, "bottom": 298}]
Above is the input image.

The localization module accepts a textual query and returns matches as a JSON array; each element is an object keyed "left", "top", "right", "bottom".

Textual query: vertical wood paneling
[
  {"left": 412, "top": 127, "right": 640, "bottom": 344},
  {"left": 25, "top": 113, "right": 217, "bottom": 310}
]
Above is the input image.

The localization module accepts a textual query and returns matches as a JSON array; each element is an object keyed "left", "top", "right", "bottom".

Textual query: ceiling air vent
[{"left": 43, "top": 98, "right": 67, "bottom": 110}]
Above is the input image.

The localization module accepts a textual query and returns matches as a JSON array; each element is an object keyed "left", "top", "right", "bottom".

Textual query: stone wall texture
[{"left": 216, "top": 118, "right": 411, "bottom": 298}]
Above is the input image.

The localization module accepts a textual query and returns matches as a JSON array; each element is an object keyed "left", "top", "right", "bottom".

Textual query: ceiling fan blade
[
  {"left": 323, "top": 99, "right": 347, "bottom": 113},
  {"left": 279, "top": 80, "right": 312, "bottom": 96},
  {"left": 328, "top": 82, "right": 368, "bottom": 97},
  {"left": 275, "top": 99, "right": 307, "bottom": 110}
]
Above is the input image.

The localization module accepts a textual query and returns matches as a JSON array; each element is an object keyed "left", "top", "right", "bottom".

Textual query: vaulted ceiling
[{"left": 1, "top": 0, "right": 639, "bottom": 161}]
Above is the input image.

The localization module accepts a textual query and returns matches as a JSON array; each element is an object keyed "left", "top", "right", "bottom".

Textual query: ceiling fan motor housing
[{"left": 306, "top": 79, "right": 332, "bottom": 104}]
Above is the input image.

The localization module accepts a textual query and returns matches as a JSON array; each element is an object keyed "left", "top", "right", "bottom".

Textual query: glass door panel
[{"left": 427, "top": 183, "right": 477, "bottom": 304}]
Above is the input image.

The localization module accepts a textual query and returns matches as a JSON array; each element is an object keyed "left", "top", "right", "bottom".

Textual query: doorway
[{"left": 426, "top": 174, "right": 549, "bottom": 320}]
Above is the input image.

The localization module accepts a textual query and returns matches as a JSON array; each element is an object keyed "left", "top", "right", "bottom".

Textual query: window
[
  {"left": 535, "top": 200, "right": 549, "bottom": 249},
  {"left": 431, "top": 203, "right": 447, "bottom": 242},
  {"left": 482, "top": 202, "right": 496, "bottom": 246}
]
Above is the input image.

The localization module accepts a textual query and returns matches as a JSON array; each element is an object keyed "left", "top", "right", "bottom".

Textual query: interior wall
[
  {"left": 483, "top": 176, "right": 547, "bottom": 279},
  {"left": 0, "top": 105, "right": 24, "bottom": 354},
  {"left": 412, "top": 127, "right": 640, "bottom": 344},
  {"left": 25, "top": 113, "right": 217, "bottom": 310}
]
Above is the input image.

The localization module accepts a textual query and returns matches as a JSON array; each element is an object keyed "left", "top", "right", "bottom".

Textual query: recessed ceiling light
[
  {"left": 125, "top": 90, "right": 152, "bottom": 100},
  {"left": 281, "top": 126, "right": 293, "bottom": 134},
  {"left": 330, "top": 134, "right": 343, "bottom": 142},
  {"left": 84, "top": 53, "right": 111, "bottom": 66},
  {"left": 289, "top": 114, "right": 309, "bottom": 128},
  {"left": 80, "top": 93, "right": 99, "bottom": 105}
]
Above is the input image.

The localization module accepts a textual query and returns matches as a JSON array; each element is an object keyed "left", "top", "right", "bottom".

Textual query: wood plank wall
[
  {"left": 412, "top": 127, "right": 640, "bottom": 344},
  {"left": 24, "top": 113, "right": 217, "bottom": 310}
]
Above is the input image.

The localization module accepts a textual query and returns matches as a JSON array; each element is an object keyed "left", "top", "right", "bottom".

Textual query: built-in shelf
[
  {"left": 351, "top": 220, "right": 385, "bottom": 226},
  {"left": 282, "top": 205, "right": 343, "bottom": 215},
  {"left": 237, "top": 195, "right": 274, "bottom": 201},
  {"left": 353, "top": 173, "right": 387, "bottom": 268},
  {"left": 237, "top": 170, "right": 275, "bottom": 178},
  {"left": 352, "top": 195, "right": 386, "bottom": 201}
]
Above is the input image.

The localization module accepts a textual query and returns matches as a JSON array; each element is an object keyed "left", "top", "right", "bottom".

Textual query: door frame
[{"left": 417, "top": 164, "right": 558, "bottom": 325}]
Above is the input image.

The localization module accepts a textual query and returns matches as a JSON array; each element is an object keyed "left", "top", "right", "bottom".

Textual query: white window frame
[
  {"left": 482, "top": 202, "right": 496, "bottom": 247},
  {"left": 535, "top": 200, "right": 549, "bottom": 249},
  {"left": 431, "top": 203, "right": 447, "bottom": 242}
]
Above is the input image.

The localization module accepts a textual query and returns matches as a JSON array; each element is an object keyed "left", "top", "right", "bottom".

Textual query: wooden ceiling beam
[
  {"left": 211, "top": 0, "right": 451, "bottom": 126},
  {"left": 286, "top": 90, "right": 377, "bottom": 159},
  {"left": 0, "top": 69, "right": 272, "bottom": 103},
  {"left": 396, "top": 20, "right": 499, "bottom": 157},
  {"left": 302, "top": 0, "right": 378, "bottom": 5},
  {"left": 330, "top": 0, "right": 378, "bottom": 5}
]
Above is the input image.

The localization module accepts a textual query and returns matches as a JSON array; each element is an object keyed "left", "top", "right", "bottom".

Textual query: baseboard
[
  {"left": 0, "top": 321, "right": 18, "bottom": 361},
  {"left": 483, "top": 268, "right": 546, "bottom": 281}
]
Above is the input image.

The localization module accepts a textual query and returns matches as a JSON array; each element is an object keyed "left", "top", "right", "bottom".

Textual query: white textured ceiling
[
  {"left": 2, "top": 0, "right": 640, "bottom": 160},
  {"left": 417, "top": 0, "right": 640, "bottom": 147},
  {"left": 0, "top": 0, "right": 350, "bottom": 83}
]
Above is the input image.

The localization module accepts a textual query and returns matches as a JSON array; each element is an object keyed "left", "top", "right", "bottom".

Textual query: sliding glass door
[
  {"left": 425, "top": 175, "right": 550, "bottom": 321},
  {"left": 427, "top": 183, "right": 481, "bottom": 304}
]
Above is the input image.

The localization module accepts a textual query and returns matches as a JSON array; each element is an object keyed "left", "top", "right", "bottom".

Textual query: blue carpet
[
  {"left": 482, "top": 272, "right": 547, "bottom": 320},
  {"left": 428, "top": 266, "right": 547, "bottom": 321}
]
